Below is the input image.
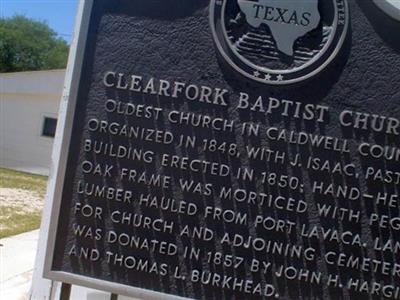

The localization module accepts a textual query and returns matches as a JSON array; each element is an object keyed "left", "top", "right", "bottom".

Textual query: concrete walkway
[
  {"left": 0, "top": 230, "right": 39, "bottom": 300},
  {"left": 0, "top": 230, "right": 139, "bottom": 300}
]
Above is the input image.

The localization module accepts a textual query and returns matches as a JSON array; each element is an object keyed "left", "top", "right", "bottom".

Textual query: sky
[{"left": 1, "top": 0, "right": 78, "bottom": 43}]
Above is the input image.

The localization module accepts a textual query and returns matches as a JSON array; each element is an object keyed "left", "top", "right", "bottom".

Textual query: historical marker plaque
[{"left": 44, "top": 0, "right": 400, "bottom": 299}]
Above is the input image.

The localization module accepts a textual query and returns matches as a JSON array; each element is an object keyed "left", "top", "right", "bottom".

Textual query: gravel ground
[{"left": 0, "top": 188, "right": 44, "bottom": 213}]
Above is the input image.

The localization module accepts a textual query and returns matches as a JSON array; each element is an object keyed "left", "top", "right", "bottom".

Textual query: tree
[{"left": 0, "top": 15, "right": 69, "bottom": 72}]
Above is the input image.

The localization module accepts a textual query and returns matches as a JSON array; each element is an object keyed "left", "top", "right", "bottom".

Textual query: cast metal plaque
[{"left": 44, "top": 1, "right": 400, "bottom": 299}]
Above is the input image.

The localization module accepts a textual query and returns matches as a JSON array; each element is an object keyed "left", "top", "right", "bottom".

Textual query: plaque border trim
[
  {"left": 373, "top": 0, "right": 400, "bottom": 21},
  {"left": 41, "top": 1, "right": 192, "bottom": 299}
]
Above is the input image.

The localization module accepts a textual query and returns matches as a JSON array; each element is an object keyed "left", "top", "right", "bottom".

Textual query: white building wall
[{"left": 0, "top": 70, "right": 65, "bottom": 176}]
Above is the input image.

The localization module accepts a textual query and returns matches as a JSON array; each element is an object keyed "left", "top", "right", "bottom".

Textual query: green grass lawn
[{"left": 0, "top": 168, "right": 48, "bottom": 238}]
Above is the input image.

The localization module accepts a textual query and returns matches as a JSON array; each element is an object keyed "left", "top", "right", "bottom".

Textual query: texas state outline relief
[{"left": 237, "top": 0, "right": 321, "bottom": 55}]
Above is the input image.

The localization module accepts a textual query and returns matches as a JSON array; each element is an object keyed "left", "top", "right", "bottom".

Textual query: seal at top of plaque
[{"left": 210, "top": 0, "right": 349, "bottom": 85}]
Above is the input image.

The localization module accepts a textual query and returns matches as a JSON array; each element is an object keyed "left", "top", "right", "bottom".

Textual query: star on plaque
[
  {"left": 253, "top": 71, "right": 261, "bottom": 77},
  {"left": 264, "top": 74, "right": 272, "bottom": 81},
  {"left": 276, "top": 74, "right": 284, "bottom": 81}
]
